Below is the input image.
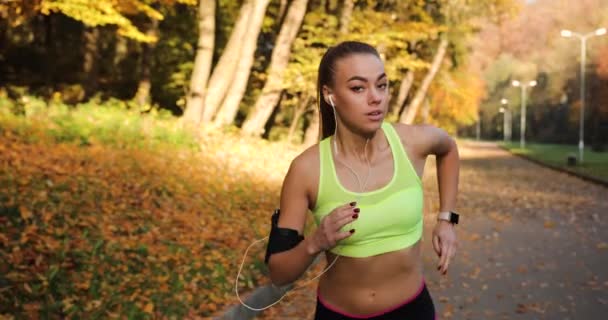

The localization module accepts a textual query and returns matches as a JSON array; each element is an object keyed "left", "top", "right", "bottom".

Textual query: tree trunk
[
  {"left": 201, "top": 0, "right": 253, "bottom": 123},
  {"left": 391, "top": 70, "right": 414, "bottom": 119},
  {"left": 43, "top": 14, "right": 57, "bottom": 90},
  {"left": 213, "top": 0, "right": 270, "bottom": 126},
  {"left": 133, "top": 18, "right": 160, "bottom": 107},
  {"left": 278, "top": 0, "right": 288, "bottom": 23},
  {"left": 183, "top": 0, "right": 216, "bottom": 126},
  {"left": 303, "top": 106, "right": 320, "bottom": 147},
  {"left": 325, "top": 0, "right": 337, "bottom": 13},
  {"left": 400, "top": 38, "right": 448, "bottom": 124},
  {"left": 338, "top": 0, "right": 354, "bottom": 34},
  {"left": 422, "top": 97, "right": 430, "bottom": 123},
  {"left": 82, "top": 27, "right": 99, "bottom": 99},
  {"left": 288, "top": 94, "right": 311, "bottom": 142},
  {"left": 240, "top": 0, "right": 309, "bottom": 136}
]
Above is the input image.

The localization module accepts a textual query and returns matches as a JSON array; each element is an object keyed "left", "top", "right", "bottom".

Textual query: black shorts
[{"left": 314, "top": 281, "right": 436, "bottom": 320}]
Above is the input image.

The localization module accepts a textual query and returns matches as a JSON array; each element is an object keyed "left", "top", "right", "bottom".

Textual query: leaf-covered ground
[
  {"left": 0, "top": 125, "right": 302, "bottom": 318},
  {"left": 2, "top": 121, "right": 607, "bottom": 319},
  {"left": 251, "top": 141, "right": 608, "bottom": 320}
]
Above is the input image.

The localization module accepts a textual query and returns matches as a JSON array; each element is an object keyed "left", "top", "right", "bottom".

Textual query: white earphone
[{"left": 234, "top": 91, "right": 372, "bottom": 312}]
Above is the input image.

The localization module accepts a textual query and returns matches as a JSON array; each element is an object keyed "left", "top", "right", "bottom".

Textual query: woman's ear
[{"left": 322, "top": 86, "right": 332, "bottom": 105}]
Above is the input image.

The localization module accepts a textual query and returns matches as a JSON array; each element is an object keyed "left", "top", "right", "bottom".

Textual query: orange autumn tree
[{"left": 425, "top": 68, "right": 485, "bottom": 134}]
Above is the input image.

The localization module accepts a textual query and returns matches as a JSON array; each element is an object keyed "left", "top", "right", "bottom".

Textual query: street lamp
[
  {"left": 476, "top": 109, "right": 481, "bottom": 141},
  {"left": 561, "top": 27, "right": 607, "bottom": 162},
  {"left": 499, "top": 98, "right": 512, "bottom": 142},
  {"left": 511, "top": 80, "right": 537, "bottom": 148}
]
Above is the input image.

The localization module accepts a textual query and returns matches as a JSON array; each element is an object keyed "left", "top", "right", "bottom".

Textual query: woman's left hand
[{"left": 432, "top": 221, "right": 457, "bottom": 275}]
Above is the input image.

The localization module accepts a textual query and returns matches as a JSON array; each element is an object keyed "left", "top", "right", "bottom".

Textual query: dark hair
[{"left": 317, "top": 41, "right": 381, "bottom": 139}]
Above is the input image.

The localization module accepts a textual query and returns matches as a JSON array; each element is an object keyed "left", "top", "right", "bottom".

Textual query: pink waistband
[{"left": 316, "top": 279, "right": 427, "bottom": 319}]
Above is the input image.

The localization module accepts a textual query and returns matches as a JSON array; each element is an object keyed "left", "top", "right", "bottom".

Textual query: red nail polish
[
  {"left": 352, "top": 214, "right": 359, "bottom": 219},
  {"left": 349, "top": 229, "right": 355, "bottom": 234},
  {"left": 353, "top": 208, "right": 360, "bottom": 213}
]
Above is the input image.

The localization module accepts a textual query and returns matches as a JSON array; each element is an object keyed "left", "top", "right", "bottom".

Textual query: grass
[
  {"left": 501, "top": 142, "right": 608, "bottom": 181},
  {"left": 0, "top": 94, "right": 199, "bottom": 150}
]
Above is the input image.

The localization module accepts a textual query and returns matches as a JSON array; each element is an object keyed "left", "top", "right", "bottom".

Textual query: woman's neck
[{"left": 333, "top": 125, "right": 386, "bottom": 163}]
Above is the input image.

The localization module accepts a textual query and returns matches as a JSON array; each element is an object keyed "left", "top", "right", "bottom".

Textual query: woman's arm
[
  {"left": 267, "top": 155, "right": 319, "bottom": 286},
  {"left": 425, "top": 126, "right": 459, "bottom": 214},
  {"left": 416, "top": 125, "right": 460, "bottom": 275},
  {"left": 268, "top": 149, "right": 357, "bottom": 285},
  {"left": 268, "top": 152, "right": 356, "bottom": 286}
]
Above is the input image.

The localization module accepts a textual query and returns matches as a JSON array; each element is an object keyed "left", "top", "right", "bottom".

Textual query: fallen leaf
[{"left": 144, "top": 303, "right": 154, "bottom": 314}]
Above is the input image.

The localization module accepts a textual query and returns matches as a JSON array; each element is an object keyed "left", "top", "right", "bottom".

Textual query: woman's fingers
[
  {"left": 441, "top": 244, "right": 454, "bottom": 274},
  {"left": 432, "top": 234, "right": 441, "bottom": 257},
  {"left": 334, "top": 229, "right": 356, "bottom": 242},
  {"left": 333, "top": 207, "right": 359, "bottom": 230},
  {"left": 439, "top": 240, "right": 457, "bottom": 274},
  {"left": 439, "top": 240, "right": 448, "bottom": 271},
  {"left": 317, "top": 202, "right": 358, "bottom": 249}
]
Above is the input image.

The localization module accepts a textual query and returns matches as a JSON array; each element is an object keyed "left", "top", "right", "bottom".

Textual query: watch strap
[{"left": 437, "top": 211, "right": 459, "bottom": 224}]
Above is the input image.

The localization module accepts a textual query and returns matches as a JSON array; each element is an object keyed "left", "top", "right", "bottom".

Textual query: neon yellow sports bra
[{"left": 311, "top": 122, "right": 424, "bottom": 258}]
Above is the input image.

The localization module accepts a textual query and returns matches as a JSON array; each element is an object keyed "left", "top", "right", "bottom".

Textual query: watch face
[{"left": 449, "top": 212, "right": 459, "bottom": 224}]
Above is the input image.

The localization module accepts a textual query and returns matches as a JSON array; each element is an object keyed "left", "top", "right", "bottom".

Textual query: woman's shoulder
[
  {"left": 389, "top": 122, "right": 437, "bottom": 139},
  {"left": 388, "top": 122, "right": 453, "bottom": 156},
  {"left": 288, "top": 142, "right": 321, "bottom": 175},
  {"left": 390, "top": 122, "right": 449, "bottom": 144}
]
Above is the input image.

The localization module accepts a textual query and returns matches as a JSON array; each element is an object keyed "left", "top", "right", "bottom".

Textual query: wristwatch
[{"left": 437, "top": 211, "right": 459, "bottom": 224}]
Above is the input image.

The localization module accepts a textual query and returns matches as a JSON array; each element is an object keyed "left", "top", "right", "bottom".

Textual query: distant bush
[{"left": 0, "top": 92, "right": 199, "bottom": 150}]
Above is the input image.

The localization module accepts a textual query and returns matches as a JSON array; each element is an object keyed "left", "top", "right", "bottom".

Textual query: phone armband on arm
[{"left": 264, "top": 209, "right": 304, "bottom": 264}]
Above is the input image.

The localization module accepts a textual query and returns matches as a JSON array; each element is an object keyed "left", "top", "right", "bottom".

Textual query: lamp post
[
  {"left": 560, "top": 27, "right": 607, "bottom": 162},
  {"left": 499, "top": 98, "right": 512, "bottom": 142},
  {"left": 511, "top": 80, "right": 537, "bottom": 148},
  {"left": 476, "top": 109, "right": 481, "bottom": 141}
]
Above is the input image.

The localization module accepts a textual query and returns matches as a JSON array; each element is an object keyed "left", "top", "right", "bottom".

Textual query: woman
[{"left": 266, "top": 41, "right": 459, "bottom": 320}]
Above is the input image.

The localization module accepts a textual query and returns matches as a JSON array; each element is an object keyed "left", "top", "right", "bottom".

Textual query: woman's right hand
[{"left": 306, "top": 202, "right": 359, "bottom": 255}]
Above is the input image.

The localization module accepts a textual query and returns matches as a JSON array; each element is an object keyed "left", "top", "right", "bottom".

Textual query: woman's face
[{"left": 324, "top": 53, "right": 389, "bottom": 134}]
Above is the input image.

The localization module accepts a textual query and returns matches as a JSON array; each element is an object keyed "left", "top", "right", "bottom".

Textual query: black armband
[{"left": 264, "top": 209, "right": 304, "bottom": 264}]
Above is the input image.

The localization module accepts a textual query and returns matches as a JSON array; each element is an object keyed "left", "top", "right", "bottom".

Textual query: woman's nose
[{"left": 368, "top": 87, "right": 384, "bottom": 105}]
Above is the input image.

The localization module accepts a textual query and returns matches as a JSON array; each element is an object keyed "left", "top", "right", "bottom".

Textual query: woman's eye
[
  {"left": 351, "top": 86, "right": 364, "bottom": 92},
  {"left": 378, "top": 83, "right": 388, "bottom": 89}
]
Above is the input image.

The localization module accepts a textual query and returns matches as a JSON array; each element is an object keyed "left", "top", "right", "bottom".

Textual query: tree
[
  {"left": 338, "top": 0, "right": 354, "bottom": 34},
  {"left": 201, "top": 0, "right": 254, "bottom": 123},
  {"left": 133, "top": 17, "right": 160, "bottom": 106},
  {"left": 82, "top": 27, "right": 101, "bottom": 98},
  {"left": 390, "top": 70, "right": 414, "bottom": 119},
  {"left": 39, "top": 0, "right": 166, "bottom": 43},
  {"left": 241, "top": 0, "right": 310, "bottom": 136},
  {"left": 400, "top": 37, "right": 449, "bottom": 124},
  {"left": 182, "top": 0, "right": 216, "bottom": 126},
  {"left": 213, "top": 0, "right": 271, "bottom": 126},
  {"left": 400, "top": 0, "right": 520, "bottom": 124}
]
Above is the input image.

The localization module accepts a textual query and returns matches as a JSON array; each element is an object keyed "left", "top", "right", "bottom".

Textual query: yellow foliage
[{"left": 426, "top": 68, "right": 486, "bottom": 133}]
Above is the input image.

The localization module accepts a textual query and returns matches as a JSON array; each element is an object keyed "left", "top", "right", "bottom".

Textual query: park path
[{"left": 253, "top": 141, "right": 608, "bottom": 320}]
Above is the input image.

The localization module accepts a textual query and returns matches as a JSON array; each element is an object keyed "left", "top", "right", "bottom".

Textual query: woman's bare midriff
[{"left": 317, "top": 241, "right": 423, "bottom": 315}]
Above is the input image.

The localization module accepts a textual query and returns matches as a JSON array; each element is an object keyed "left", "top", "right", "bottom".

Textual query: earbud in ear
[{"left": 328, "top": 95, "right": 335, "bottom": 107}]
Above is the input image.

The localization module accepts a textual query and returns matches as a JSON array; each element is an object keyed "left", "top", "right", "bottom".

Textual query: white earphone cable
[{"left": 235, "top": 100, "right": 371, "bottom": 311}]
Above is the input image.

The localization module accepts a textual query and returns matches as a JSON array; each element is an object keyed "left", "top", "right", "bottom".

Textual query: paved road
[{"left": 254, "top": 141, "right": 608, "bottom": 320}]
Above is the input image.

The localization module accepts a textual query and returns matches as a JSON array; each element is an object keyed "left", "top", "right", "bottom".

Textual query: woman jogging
[{"left": 265, "top": 41, "right": 460, "bottom": 320}]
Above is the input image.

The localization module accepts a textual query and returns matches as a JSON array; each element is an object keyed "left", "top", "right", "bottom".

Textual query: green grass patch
[
  {"left": 501, "top": 142, "right": 608, "bottom": 181},
  {"left": 0, "top": 94, "right": 199, "bottom": 151}
]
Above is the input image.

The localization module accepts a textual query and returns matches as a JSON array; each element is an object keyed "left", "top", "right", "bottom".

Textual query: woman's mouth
[{"left": 366, "top": 110, "right": 383, "bottom": 121}]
